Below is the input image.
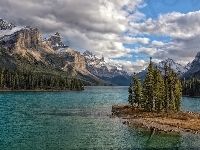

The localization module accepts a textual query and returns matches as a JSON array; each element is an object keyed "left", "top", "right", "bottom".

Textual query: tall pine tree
[
  {"left": 153, "top": 67, "right": 165, "bottom": 112},
  {"left": 142, "top": 57, "right": 154, "bottom": 112},
  {"left": 133, "top": 73, "right": 142, "bottom": 107}
]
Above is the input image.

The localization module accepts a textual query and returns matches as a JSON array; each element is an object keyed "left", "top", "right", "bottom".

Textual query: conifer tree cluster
[
  {"left": 182, "top": 78, "right": 200, "bottom": 96},
  {"left": 128, "top": 58, "right": 182, "bottom": 112},
  {"left": 0, "top": 68, "right": 84, "bottom": 91}
]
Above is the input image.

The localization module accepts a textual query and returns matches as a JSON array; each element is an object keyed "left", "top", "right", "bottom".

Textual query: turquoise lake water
[{"left": 1, "top": 86, "right": 200, "bottom": 149}]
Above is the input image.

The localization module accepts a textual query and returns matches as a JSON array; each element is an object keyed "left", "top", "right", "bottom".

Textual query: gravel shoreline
[{"left": 111, "top": 105, "right": 200, "bottom": 135}]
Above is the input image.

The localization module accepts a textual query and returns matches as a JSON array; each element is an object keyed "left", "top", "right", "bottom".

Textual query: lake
[{"left": 0, "top": 86, "right": 200, "bottom": 149}]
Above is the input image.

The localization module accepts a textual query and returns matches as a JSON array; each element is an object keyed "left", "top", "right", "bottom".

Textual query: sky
[{"left": 1, "top": 0, "right": 200, "bottom": 73}]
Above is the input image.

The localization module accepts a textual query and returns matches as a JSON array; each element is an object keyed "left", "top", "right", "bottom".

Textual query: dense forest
[
  {"left": 182, "top": 78, "right": 200, "bottom": 96},
  {"left": 128, "top": 58, "right": 182, "bottom": 112},
  {"left": 0, "top": 68, "right": 84, "bottom": 91}
]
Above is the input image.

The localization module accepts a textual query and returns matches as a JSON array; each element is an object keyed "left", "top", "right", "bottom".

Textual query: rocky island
[
  {"left": 111, "top": 105, "right": 200, "bottom": 134},
  {"left": 112, "top": 57, "right": 200, "bottom": 135}
]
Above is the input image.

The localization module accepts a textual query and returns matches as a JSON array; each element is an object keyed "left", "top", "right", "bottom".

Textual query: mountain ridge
[{"left": 1, "top": 18, "right": 199, "bottom": 85}]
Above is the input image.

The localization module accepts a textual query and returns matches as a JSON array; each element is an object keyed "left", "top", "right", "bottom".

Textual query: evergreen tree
[
  {"left": 128, "top": 57, "right": 182, "bottom": 113},
  {"left": 142, "top": 57, "right": 154, "bottom": 112},
  {"left": 0, "top": 68, "right": 84, "bottom": 91},
  {"left": 153, "top": 67, "right": 164, "bottom": 112},
  {"left": 128, "top": 82, "right": 134, "bottom": 107},
  {"left": 163, "top": 63, "right": 182, "bottom": 112},
  {"left": 133, "top": 73, "right": 142, "bottom": 107},
  {"left": 172, "top": 71, "right": 182, "bottom": 112},
  {"left": 163, "top": 62, "right": 170, "bottom": 112}
]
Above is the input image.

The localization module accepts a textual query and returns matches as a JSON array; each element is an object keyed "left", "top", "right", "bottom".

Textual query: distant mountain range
[
  {"left": 136, "top": 58, "right": 192, "bottom": 80},
  {"left": 0, "top": 18, "right": 199, "bottom": 85}
]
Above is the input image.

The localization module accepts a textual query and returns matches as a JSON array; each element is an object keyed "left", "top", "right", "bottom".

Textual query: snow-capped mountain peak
[
  {"left": 83, "top": 50, "right": 129, "bottom": 78},
  {"left": 137, "top": 58, "right": 190, "bottom": 79},
  {"left": 0, "top": 18, "right": 15, "bottom": 30},
  {"left": 44, "top": 32, "right": 67, "bottom": 51},
  {"left": 0, "top": 19, "right": 21, "bottom": 38},
  {"left": 156, "top": 58, "right": 188, "bottom": 75}
]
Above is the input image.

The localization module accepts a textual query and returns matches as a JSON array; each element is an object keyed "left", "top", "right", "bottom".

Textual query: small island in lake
[
  {"left": 111, "top": 58, "right": 200, "bottom": 134},
  {"left": 111, "top": 105, "right": 200, "bottom": 134}
]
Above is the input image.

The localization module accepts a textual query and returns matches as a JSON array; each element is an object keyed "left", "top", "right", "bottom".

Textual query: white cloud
[
  {"left": 2, "top": 0, "right": 200, "bottom": 72},
  {"left": 108, "top": 59, "right": 149, "bottom": 73},
  {"left": 152, "top": 40, "right": 165, "bottom": 47},
  {"left": 0, "top": 0, "right": 147, "bottom": 60},
  {"left": 130, "top": 11, "right": 200, "bottom": 39}
]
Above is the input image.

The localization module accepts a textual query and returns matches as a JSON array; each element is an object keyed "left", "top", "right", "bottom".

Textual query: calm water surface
[{"left": 0, "top": 86, "right": 200, "bottom": 149}]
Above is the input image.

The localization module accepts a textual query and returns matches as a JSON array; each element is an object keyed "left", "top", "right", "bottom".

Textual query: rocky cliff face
[
  {"left": 182, "top": 52, "right": 200, "bottom": 78},
  {"left": 83, "top": 50, "right": 131, "bottom": 85},
  {"left": 83, "top": 50, "right": 129, "bottom": 78},
  {"left": 0, "top": 19, "right": 115, "bottom": 85},
  {"left": 60, "top": 47, "right": 88, "bottom": 75},
  {"left": 0, "top": 27, "right": 55, "bottom": 61},
  {"left": 0, "top": 18, "right": 15, "bottom": 30},
  {"left": 44, "top": 32, "right": 67, "bottom": 50}
]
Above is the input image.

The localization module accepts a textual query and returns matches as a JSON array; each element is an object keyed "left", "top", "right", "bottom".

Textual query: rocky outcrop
[
  {"left": 83, "top": 50, "right": 129, "bottom": 78},
  {"left": 61, "top": 47, "right": 88, "bottom": 75},
  {"left": 83, "top": 50, "right": 131, "bottom": 85},
  {"left": 182, "top": 52, "right": 200, "bottom": 78},
  {"left": 0, "top": 18, "right": 15, "bottom": 30},
  {"left": 0, "top": 19, "right": 113, "bottom": 85},
  {"left": 0, "top": 27, "right": 55, "bottom": 61},
  {"left": 44, "top": 32, "right": 67, "bottom": 50}
]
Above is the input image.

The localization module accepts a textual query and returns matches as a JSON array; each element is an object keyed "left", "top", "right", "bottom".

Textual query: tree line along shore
[{"left": 0, "top": 68, "right": 84, "bottom": 91}]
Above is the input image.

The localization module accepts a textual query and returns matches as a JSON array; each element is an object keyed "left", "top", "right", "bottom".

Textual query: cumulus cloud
[
  {"left": 128, "top": 10, "right": 200, "bottom": 67},
  {"left": 108, "top": 59, "right": 149, "bottom": 73},
  {"left": 0, "top": 0, "right": 147, "bottom": 59},
  {"left": 130, "top": 11, "right": 200, "bottom": 39},
  {"left": 1, "top": 0, "right": 200, "bottom": 73}
]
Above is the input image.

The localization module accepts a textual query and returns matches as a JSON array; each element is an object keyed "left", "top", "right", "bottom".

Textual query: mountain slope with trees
[{"left": 0, "top": 19, "right": 113, "bottom": 87}]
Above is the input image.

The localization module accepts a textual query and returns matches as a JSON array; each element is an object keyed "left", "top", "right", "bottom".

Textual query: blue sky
[{"left": 1, "top": 0, "right": 200, "bottom": 73}]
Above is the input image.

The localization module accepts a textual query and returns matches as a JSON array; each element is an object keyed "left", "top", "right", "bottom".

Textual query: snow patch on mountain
[
  {"left": 0, "top": 26, "right": 39, "bottom": 43},
  {"left": 0, "top": 18, "right": 15, "bottom": 30},
  {"left": 83, "top": 50, "right": 129, "bottom": 78},
  {"left": 0, "top": 19, "right": 22, "bottom": 38},
  {"left": 43, "top": 32, "right": 68, "bottom": 51},
  {"left": 137, "top": 58, "right": 190, "bottom": 79},
  {"left": 157, "top": 58, "right": 188, "bottom": 76}
]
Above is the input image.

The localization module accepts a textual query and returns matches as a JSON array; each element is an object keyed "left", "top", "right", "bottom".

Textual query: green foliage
[
  {"left": 182, "top": 78, "right": 200, "bottom": 97},
  {"left": 0, "top": 68, "right": 84, "bottom": 91},
  {"left": 154, "top": 67, "right": 165, "bottom": 112},
  {"left": 142, "top": 58, "right": 154, "bottom": 111},
  {"left": 128, "top": 83, "right": 134, "bottom": 106},
  {"left": 128, "top": 57, "right": 182, "bottom": 113},
  {"left": 133, "top": 73, "right": 142, "bottom": 106},
  {"left": 128, "top": 73, "right": 142, "bottom": 107}
]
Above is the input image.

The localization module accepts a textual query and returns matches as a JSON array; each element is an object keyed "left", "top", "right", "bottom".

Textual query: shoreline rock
[{"left": 111, "top": 105, "right": 200, "bottom": 135}]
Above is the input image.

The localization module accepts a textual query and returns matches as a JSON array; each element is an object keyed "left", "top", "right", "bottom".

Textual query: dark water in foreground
[{"left": 0, "top": 86, "right": 200, "bottom": 149}]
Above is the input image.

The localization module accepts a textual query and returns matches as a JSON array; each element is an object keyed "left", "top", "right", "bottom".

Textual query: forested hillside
[{"left": 0, "top": 68, "right": 84, "bottom": 91}]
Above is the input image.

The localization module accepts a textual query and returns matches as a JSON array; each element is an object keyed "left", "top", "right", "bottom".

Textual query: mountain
[
  {"left": 43, "top": 34, "right": 113, "bottom": 85},
  {"left": 157, "top": 58, "right": 188, "bottom": 76},
  {"left": 0, "top": 18, "right": 15, "bottom": 30},
  {"left": 44, "top": 32, "right": 67, "bottom": 51},
  {"left": 136, "top": 58, "right": 190, "bottom": 80},
  {"left": 182, "top": 52, "right": 200, "bottom": 79},
  {"left": 83, "top": 50, "right": 131, "bottom": 85},
  {"left": 0, "top": 19, "right": 114, "bottom": 85}
]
